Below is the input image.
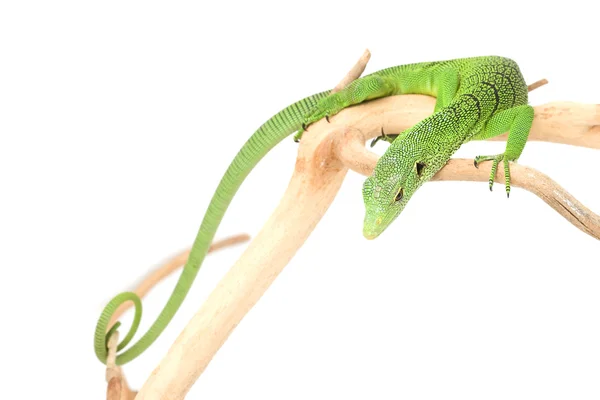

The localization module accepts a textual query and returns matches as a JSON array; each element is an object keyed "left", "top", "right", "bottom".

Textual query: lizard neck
[{"left": 398, "top": 98, "right": 481, "bottom": 181}]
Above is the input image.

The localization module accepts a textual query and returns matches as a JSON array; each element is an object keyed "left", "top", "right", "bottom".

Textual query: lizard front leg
[
  {"left": 294, "top": 74, "right": 396, "bottom": 142},
  {"left": 470, "top": 105, "right": 535, "bottom": 196},
  {"left": 433, "top": 68, "right": 460, "bottom": 113}
]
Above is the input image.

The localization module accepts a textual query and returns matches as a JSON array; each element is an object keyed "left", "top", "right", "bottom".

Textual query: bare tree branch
[
  {"left": 130, "top": 51, "right": 600, "bottom": 399},
  {"left": 135, "top": 48, "right": 374, "bottom": 400}
]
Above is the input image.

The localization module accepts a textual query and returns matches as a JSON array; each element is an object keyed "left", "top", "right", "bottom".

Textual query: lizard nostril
[{"left": 376, "top": 217, "right": 382, "bottom": 225}]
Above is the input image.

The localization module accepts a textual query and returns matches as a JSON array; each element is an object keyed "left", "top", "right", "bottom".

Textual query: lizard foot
[
  {"left": 370, "top": 127, "right": 398, "bottom": 148},
  {"left": 294, "top": 92, "right": 346, "bottom": 142},
  {"left": 473, "top": 153, "right": 513, "bottom": 197},
  {"left": 295, "top": 75, "right": 396, "bottom": 142}
]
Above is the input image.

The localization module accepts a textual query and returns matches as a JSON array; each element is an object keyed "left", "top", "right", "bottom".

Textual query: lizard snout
[{"left": 363, "top": 216, "right": 384, "bottom": 240}]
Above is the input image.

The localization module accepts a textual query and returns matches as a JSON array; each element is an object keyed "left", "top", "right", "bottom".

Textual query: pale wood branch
[
  {"left": 337, "top": 128, "right": 600, "bottom": 240},
  {"left": 135, "top": 48, "right": 373, "bottom": 400},
  {"left": 104, "top": 234, "right": 250, "bottom": 398},
  {"left": 330, "top": 95, "right": 600, "bottom": 240},
  {"left": 332, "top": 49, "right": 371, "bottom": 93},
  {"left": 106, "top": 331, "right": 137, "bottom": 400},
  {"left": 134, "top": 50, "right": 600, "bottom": 399},
  {"left": 434, "top": 160, "right": 600, "bottom": 239},
  {"left": 527, "top": 78, "right": 549, "bottom": 92}
]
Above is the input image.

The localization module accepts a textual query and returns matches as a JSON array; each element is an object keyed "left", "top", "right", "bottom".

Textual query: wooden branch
[
  {"left": 332, "top": 49, "right": 371, "bottom": 93},
  {"left": 106, "top": 331, "right": 137, "bottom": 400},
  {"left": 108, "top": 234, "right": 250, "bottom": 327},
  {"left": 102, "top": 234, "right": 250, "bottom": 399},
  {"left": 368, "top": 95, "right": 600, "bottom": 148},
  {"left": 337, "top": 129, "right": 600, "bottom": 240},
  {"left": 527, "top": 78, "right": 548, "bottom": 92},
  {"left": 434, "top": 160, "right": 600, "bottom": 239},
  {"left": 333, "top": 77, "right": 598, "bottom": 240},
  {"left": 135, "top": 51, "right": 600, "bottom": 399},
  {"left": 329, "top": 96, "right": 600, "bottom": 240},
  {"left": 135, "top": 48, "right": 373, "bottom": 400}
]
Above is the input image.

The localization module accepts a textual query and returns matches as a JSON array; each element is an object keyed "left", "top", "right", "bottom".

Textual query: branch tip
[
  {"left": 332, "top": 49, "right": 372, "bottom": 93},
  {"left": 528, "top": 78, "right": 549, "bottom": 92}
]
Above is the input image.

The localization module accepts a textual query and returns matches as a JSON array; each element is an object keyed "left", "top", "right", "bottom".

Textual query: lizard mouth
[
  {"left": 362, "top": 215, "right": 384, "bottom": 240},
  {"left": 363, "top": 230, "right": 380, "bottom": 240}
]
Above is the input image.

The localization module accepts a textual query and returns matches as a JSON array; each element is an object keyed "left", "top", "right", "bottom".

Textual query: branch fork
[{"left": 100, "top": 50, "right": 600, "bottom": 399}]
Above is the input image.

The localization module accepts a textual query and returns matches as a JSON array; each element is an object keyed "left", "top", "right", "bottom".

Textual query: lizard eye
[
  {"left": 416, "top": 162, "right": 426, "bottom": 177},
  {"left": 394, "top": 187, "right": 404, "bottom": 202}
]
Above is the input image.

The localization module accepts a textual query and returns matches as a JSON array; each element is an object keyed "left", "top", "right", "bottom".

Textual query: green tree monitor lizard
[{"left": 94, "top": 55, "right": 532, "bottom": 365}]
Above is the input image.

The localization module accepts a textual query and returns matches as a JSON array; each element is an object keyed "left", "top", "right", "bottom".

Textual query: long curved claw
[
  {"left": 473, "top": 153, "right": 512, "bottom": 197},
  {"left": 369, "top": 127, "right": 385, "bottom": 148}
]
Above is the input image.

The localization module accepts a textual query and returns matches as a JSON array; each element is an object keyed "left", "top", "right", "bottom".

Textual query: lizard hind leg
[
  {"left": 471, "top": 105, "right": 535, "bottom": 197},
  {"left": 294, "top": 74, "right": 396, "bottom": 142}
]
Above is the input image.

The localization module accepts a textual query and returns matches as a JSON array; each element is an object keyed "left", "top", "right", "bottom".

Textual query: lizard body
[
  {"left": 297, "top": 55, "right": 532, "bottom": 238},
  {"left": 94, "top": 55, "right": 533, "bottom": 365}
]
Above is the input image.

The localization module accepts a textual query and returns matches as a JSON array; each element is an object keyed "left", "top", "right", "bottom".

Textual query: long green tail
[{"left": 94, "top": 89, "right": 331, "bottom": 365}]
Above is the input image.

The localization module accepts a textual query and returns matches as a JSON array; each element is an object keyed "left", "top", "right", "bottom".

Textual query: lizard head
[{"left": 361, "top": 138, "right": 427, "bottom": 240}]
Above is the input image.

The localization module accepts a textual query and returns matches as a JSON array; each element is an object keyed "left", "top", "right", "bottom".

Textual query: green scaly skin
[
  {"left": 94, "top": 90, "right": 331, "bottom": 365},
  {"left": 94, "top": 55, "right": 533, "bottom": 365},
  {"left": 297, "top": 55, "right": 533, "bottom": 239}
]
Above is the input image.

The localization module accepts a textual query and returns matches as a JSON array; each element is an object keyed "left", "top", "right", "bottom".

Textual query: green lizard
[
  {"left": 94, "top": 55, "right": 532, "bottom": 365},
  {"left": 297, "top": 55, "right": 533, "bottom": 239}
]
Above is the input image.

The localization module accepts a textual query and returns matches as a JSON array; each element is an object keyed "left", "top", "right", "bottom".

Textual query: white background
[{"left": 2, "top": 1, "right": 600, "bottom": 399}]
